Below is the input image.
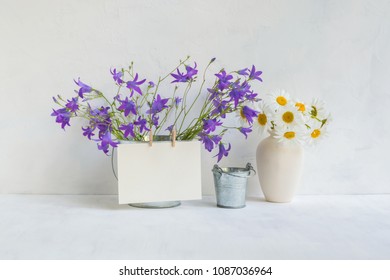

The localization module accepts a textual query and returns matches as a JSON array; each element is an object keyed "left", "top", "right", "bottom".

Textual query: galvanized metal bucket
[{"left": 212, "top": 163, "right": 256, "bottom": 209}]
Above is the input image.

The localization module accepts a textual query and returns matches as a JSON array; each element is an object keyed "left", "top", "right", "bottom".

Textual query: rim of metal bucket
[{"left": 212, "top": 163, "right": 256, "bottom": 178}]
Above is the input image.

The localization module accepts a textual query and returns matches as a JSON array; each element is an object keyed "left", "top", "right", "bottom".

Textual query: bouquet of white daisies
[{"left": 254, "top": 90, "right": 330, "bottom": 145}]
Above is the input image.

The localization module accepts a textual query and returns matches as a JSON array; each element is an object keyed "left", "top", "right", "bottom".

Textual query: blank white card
[{"left": 118, "top": 141, "right": 202, "bottom": 204}]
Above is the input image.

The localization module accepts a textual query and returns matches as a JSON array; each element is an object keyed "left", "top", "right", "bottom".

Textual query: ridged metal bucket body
[{"left": 212, "top": 163, "right": 255, "bottom": 209}]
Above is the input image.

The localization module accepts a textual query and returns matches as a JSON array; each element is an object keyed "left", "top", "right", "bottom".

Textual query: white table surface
[{"left": 0, "top": 194, "right": 389, "bottom": 260}]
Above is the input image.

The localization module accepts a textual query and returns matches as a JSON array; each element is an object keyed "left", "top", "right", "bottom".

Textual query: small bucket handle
[{"left": 212, "top": 163, "right": 256, "bottom": 178}]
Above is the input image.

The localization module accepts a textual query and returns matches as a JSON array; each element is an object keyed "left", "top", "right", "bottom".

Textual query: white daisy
[
  {"left": 253, "top": 101, "right": 271, "bottom": 135},
  {"left": 273, "top": 104, "right": 305, "bottom": 129},
  {"left": 308, "top": 98, "right": 328, "bottom": 120},
  {"left": 273, "top": 124, "right": 305, "bottom": 145},
  {"left": 307, "top": 121, "right": 328, "bottom": 145},
  {"left": 293, "top": 99, "right": 308, "bottom": 114},
  {"left": 268, "top": 89, "right": 291, "bottom": 109},
  {"left": 260, "top": 92, "right": 330, "bottom": 146}
]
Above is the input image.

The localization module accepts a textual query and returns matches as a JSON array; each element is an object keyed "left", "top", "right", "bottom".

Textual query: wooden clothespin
[
  {"left": 172, "top": 128, "right": 176, "bottom": 148},
  {"left": 149, "top": 129, "right": 153, "bottom": 147}
]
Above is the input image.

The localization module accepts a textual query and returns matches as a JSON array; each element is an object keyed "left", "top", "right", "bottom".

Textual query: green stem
[
  {"left": 160, "top": 56, "right": 191, "bottom": 82},
  {"left": 174, "top": 82, "right": 192, "bottom": 133}
]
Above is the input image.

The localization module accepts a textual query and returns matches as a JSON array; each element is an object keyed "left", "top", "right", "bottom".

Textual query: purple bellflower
[
  {"left": 211, "top": 99, "right": 229, "bottom": 118},
  {"left": 212, "top": 135, "right": 222, "bottom": 145},
  {"left": 134, "top": 116, "right": 149, "bottom": 133},
  {"left": 90, "top": 106, "right": 110, "bottom": 117},
  {"left": 215, "top": 143, "right": 231, "bottom": 162},
  {"left": 229, "top": 88, "right": 246, "bottom": 108},
  {"left": 171, "top": 62, "right": 198, "bottom": 83},
  {"left": 215, "top": 70, "right": 233, "bottom": 91},
  {"left": 200, "top": 134, "right": 214, "bottom": 152},
  {"left": 119, "top": 123, "right": 135, "bottom": 138},
  {"left": 51, "top": 108, "right": 71, "bottom": 129},
  {"left": 97, "top": 131, "right": 118, "bottom": 154},
  {"left": 74, "top": 78, "right": 92, "bottom": 98},
  {"left": 82, "top": 126, "right": 95, "bottom": 140},
  {"left": 146, "top": 94, "right": 169, "bottom": 115},
  {"left": 171, "top": 69, "right": 187, "bottom": 83},
  {"left": 207, "top": 88, "right": 221, "bottom": 101},
  {"left": 202, "top": 118, "right": 222, "bottom": 134},
  {"left": 237, "top": 68, "right": 249, "bottom": 76},
  {"left": 126, "top": 73, "right": 146, "bottom": 96},
  {"left": 199, "top": 133, "right": 221, "bottom": 152},
  {"left": 152, "top": 115, "right": 159, "bottom": 127},
  {"left": 185, "top": 62, "right": 198, "bottom": 79},
  {"left": 118, "top": 97, "right": 137, "bottom": 117},
  {"left": 66, "top": 97, "right": 79, "bottom": 113},
  {"left": 240, "top": 106, "right": 258, "bottom": 125},
  {"left": 148, "top": 81, "right": 155, "bottom": 88},
  {"left": 239, "top": 127, "right": 252, "bottom": 139},
  {"left": 88, "top": 106, "right": 112, "bottom": 137},
  {"left": 110, "top": 68, "right": 124, "bottom": 84},
  {"left": 174, "top": 96, "right": 182, "bottom": 107},
  {"left": 245, "top": 90, "right": 258, "bottom": 101},
  {"left": 229, "top": 81, "right": 251, "bottom": 108},
  {"left": 249, "top": 65, "right": 263, "bottom": 82}
]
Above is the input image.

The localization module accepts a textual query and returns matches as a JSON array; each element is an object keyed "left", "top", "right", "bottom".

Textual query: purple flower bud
[
  {"left": 249, "top": 65, "right": 263, "bottom": 82},
  {"left": 166, "top": 125, "right": 174, "bottom": 132},
  {"left": 237, "top": 68, "right": 249, "bottom": 76},
  {"left": 239, "top": 127, "right": 252, "bottom": 139},
  {"left": 73, "top": 78, "right": 92, "bottom": 98},
  {"left": 174, "top": 97, "right": 182, "bottom": 107}
]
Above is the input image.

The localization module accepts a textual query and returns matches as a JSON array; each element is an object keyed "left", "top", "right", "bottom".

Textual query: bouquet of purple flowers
[{"left": 51, "top": 57, "right": 263, "bottom": 162}]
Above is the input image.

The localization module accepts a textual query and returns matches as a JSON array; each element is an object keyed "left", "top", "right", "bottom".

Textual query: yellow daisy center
[
  {"left": 295, "top": 102, "right": 306, "bottom": 112},
  {"left": 257, "top": 113, "right": 267, "bottom": 126},
  {"left": 282, "top": 111, "right": 294, "bottom": 123},
  {"left": 284, "top": 131, "right": 296, "bottom": 139},
  {"left": 311, "top": 129, "right": 321, "bottom": 138},
  {"left": 240, "top": 108, "right": 246, "bottom": 120},
  {"left": 276, "top": 96, "right": 287, "bottom": 106}
]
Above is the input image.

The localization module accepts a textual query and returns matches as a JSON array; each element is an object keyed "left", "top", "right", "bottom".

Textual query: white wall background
[{"left": 1, "top": 0, "right": 390, "bottom": 195}]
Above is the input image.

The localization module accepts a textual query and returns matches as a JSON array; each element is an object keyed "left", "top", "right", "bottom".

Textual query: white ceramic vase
[{"left": 256, "top": 135, "right": 304, "bottom": 202}]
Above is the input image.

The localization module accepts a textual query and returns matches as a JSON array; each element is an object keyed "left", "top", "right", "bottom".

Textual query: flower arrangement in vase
[
  {"left": 255, "top": 90, "right": 331, "bottom": 202},
  {"left": 51, "top": 56, "right": 263, "bottom": 162},
  {"left": 51, "top": 57, "right": 264, "bottom": 206}
]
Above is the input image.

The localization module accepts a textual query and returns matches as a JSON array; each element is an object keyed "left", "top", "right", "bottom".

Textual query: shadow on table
[
  {"left": 246, "top": 196, "right": 267, "bottom": 203},
  {"left": 67, "top": 195, "right": 269, "bottom": 210},
  {"left": 64, "top": 195, "right": 136, "bottom": 211}
]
